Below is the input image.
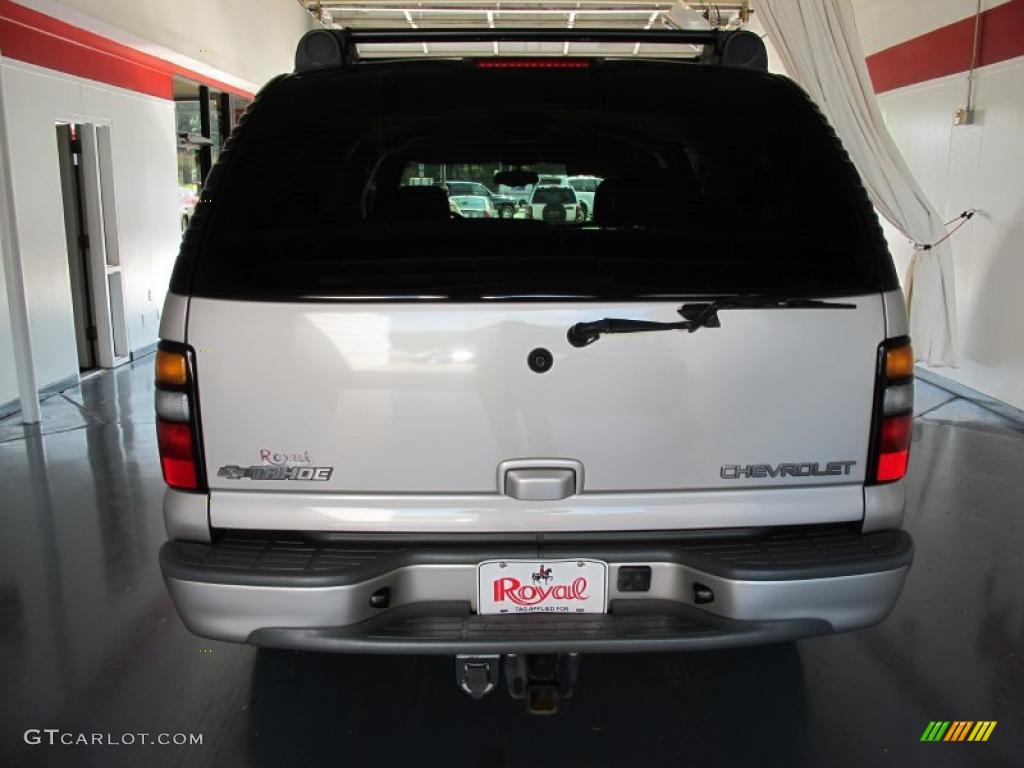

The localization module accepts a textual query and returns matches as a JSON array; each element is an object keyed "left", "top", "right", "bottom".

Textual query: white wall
[
  {"left": 1, "top": 58, "right": 181, "bottom": 393},
  {"left": 852, "top": 0, "right": 1024, "bottom": 411},
  {"left": 876, "top": 61, "right": 1024, "bottom": 411},
  {"left": 854, "top": 0, "right": 1012, "bottom": 56},
  {"left": 23, "top": 0, "right": 316, "bottom": 92},
  {"left": 0, "top": 0, "right": 318, "bottom": 410}
]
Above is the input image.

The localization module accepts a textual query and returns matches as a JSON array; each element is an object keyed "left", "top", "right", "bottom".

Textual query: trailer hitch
[
  {"left": 454, "top": 653, "right": 581, "bottom": 714},
  {"left": 505, "top": 653, "right": 581, "bottom": 715}
]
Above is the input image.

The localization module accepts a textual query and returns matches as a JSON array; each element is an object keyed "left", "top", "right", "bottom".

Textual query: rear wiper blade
[{"left": 567, "top": 296, "right": 857, "bottom": 348}]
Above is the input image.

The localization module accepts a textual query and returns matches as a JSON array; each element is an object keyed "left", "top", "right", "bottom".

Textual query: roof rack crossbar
[
  {"left": 295, "top": 27, "right": 767, "bottom": 72},
  {"left": 343, "top": 28, "right": 721, "bottom": 45}
]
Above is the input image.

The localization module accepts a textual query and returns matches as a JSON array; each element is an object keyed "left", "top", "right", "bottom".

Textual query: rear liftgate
[{"left": 293, "top": 24, "right": 772, "bottom": 715}]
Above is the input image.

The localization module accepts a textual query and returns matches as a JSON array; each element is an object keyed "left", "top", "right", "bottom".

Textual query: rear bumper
[{"left": 160, "top": 528, "right": 913, "bottom": 654}]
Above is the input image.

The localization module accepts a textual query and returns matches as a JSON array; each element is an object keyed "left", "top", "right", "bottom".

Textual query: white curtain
[{"left": 753, "top": 0, "right": 957, "bottom": 365}]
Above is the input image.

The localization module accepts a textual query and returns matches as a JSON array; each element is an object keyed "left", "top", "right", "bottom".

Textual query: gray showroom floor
[{"left": 0, "top": 356, "right": 1021, "bottom": 768}]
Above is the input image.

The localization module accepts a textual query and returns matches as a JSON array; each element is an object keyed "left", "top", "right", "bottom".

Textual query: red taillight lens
[
  {"left": 879, "top": 413, "right": 913, "bottom": 452},
  {"left": 477, "top": 59, "right": 591, "bottom": 69},
  {"left": 157, "top": 418, "right": 198, "bottom": 489},
  {"left": 876, "top": 413, "right": 912, "bottom": 482},
  {"left": 877, "top": 449, "right": 910, "bottom": 482}
]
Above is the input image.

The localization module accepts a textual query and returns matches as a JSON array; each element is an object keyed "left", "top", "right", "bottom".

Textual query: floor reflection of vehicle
[
  {"left": 567, "top": 176, "right": 602, "bottom": 220},
  {"left": 527, "top": 185, "right": 582, "bottom": 224},
  {"left": 449, "top": 195, "right": 495, "bottom": 219},
  {"left": 178, "top": 186, "right": 198, "bottom": 231}
]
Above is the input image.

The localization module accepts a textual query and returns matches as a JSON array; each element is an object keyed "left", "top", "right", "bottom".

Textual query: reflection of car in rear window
[{"left": 532, "top": 186, "right": 577, "bottom": 204}]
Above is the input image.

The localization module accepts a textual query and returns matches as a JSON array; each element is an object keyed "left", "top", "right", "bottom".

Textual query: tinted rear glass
[
  {"left": 446, "top": 182, "right": 485, "bottom": 195},
  {"left": 185, "top": 60, "right": 894, "bottom": 300},
  {"left": 533, "top": 187, "right": 577, "bottom": 205},
  {"left": 569, "top": 179, "right": 599, "bottom": 193}
]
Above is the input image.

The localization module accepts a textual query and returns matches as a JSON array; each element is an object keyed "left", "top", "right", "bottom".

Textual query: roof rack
[{"left": 294, "top": 27, "right": 767, "bottom": 73}]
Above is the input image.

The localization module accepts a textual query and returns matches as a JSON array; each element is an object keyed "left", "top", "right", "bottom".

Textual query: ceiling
[{"left": 298, "top": 1, "right": 752, "bottom": 58}]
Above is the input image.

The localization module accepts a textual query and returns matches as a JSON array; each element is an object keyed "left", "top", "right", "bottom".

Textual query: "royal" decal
[{"left": 492, "top": 576, "right": 589, "bottom": 606}]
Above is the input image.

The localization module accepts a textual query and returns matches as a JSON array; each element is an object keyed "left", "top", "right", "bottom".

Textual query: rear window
[
  {"left": 532, "top": 187, "right": 577, "bottom": 205},
  {"left": 445, "top": 182, "right": 485, "bottom": 196},
  {"left": 569, "top": 178, "right": 599, "bottom": 193},
  {"left": 452, "top": 195, "right": 487, "bottom": 209},
  {"left": 182, "top": 60, "right": 895, "bottom": 300}
]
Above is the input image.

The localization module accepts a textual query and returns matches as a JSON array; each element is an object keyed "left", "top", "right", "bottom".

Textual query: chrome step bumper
[
  {"left": 161, "top": 528, "right": 913, "bottom": 652},
  {"left": 248, "top": 600, "right": 833, "bottom": 654}
]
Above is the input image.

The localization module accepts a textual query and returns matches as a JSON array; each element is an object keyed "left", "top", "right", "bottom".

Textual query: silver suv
[
  {"left": 528, "top": 184, "right": 583, "bottom": 223},
  {"left": 156, "top": 27, "right": 913, "bottom": 707}
]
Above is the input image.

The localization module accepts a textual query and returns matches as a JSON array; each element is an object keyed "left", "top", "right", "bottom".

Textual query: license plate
[{"left": 477, "top": 559, "right": 608, "bottom": 615}]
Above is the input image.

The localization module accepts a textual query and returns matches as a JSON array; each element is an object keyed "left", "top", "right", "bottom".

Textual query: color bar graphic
[
  {"left": 921, "top": 721, "right": 996, "bottom": 742},
  {"left": 969, "top": 722, "right": 997, "bottom": 742},
  {"left": 944, "top": 721, "right": 971, "bottom": 741},
  {"left": 921, "top": 721, "right": 950, "bottom": 741}
]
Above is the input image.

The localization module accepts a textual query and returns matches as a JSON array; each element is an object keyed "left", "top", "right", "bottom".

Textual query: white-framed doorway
[{"left": 55, "top": 121, "right": 130, "bottom": 371}]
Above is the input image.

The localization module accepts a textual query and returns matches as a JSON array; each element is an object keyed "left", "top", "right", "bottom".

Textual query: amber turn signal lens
[
  {"left": 885, "top": 343, "right": 914, "bottom": 380},
  {"left": 155, "top": 348, "right": 188, "bottom": 386}
]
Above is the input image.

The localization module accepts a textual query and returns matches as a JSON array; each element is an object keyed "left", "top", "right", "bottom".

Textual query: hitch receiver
[
  {"left": 454, "top": 653, "right": 582, "bottom": 712},
  {"left": 505, "top": 653, "right": 581, "bottom": 715}
]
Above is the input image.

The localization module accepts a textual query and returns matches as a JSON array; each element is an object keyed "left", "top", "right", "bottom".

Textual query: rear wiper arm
[{"left": 567, "top": 296, "right": 857, "bottom": 348}]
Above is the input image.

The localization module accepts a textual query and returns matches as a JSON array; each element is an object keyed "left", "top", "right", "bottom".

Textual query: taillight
[
  {"left": 155, "top": 343, "right": 205, "bottom": 491},
  {"left": 155, "top": 389, "right": 191, "bottom": 422},
  {"left": 876, "top": 414, "right": 912, "bottom": 481},
  {"left": 157, "top": 420, "right": 198, "bottom": 488},
  {"left": 869, "top": 338, "right": 914, "bottom": 484},
  {"left": 155, "top": 348, "right": 187, "bottom": 386}
]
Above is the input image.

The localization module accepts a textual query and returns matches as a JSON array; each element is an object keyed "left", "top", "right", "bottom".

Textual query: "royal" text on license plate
[{"left": 477, "top": 559, "right": 608, "bottom": 615}]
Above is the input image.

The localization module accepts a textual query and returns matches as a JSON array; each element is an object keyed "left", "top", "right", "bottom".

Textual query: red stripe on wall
[
  {"left": 0, "top": 0, "right": 254, "bottom": 100},
  {"left": 867, "top": 0, "right": 1024, "bottom": 93}
]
